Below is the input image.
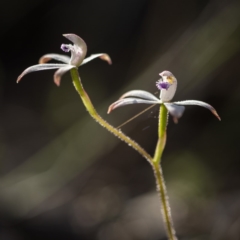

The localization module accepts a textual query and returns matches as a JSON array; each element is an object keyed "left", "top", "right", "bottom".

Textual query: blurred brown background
[{"left": 0, "top": 0, "right": 240, "bottom": 239}]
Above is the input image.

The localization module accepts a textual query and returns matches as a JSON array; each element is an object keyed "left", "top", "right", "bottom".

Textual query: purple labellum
[
  {"left": 61, "top": 44, "right": 70, "bottom": 52},
  {"left": 156, "top": 81, "right": 170, "bottom": 90}
]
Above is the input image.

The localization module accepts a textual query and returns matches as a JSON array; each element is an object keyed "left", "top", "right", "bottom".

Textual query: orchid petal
[
  {"left": 159, "top": 71, "right": 177, "bottom": 102},
  {"left": 108, "top": 98, "right": 160, "bottom": 114},
  {"left": 174, "top": 100, "right": 221, "bottom": 120},
  {"left": 17, "top": 64, "right": 68, "bottom": 83},
  {"left": 39, "top": 54, "right": 70, "bottom": 64},
  {"left": 164, "top": 103, "right": 185, "bottom": 123},
  {"left": 63, "top": 34, "right": 87, "bottom": 66},
  {"left": 81, "top": 53, "right": 112, "bottom": 66},
  {"left": 120, "top": 90, "right": 160, "bottom": 101},
  {"left": 54, "top": 65, "right": 76, "bottom": 86}
]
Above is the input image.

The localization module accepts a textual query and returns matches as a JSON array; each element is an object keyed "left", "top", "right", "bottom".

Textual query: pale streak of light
[
  {"left": 117, "top": 104, "right": 157, "bottom": 129},
  {"left": 142, "top": 126, "right": 150, "bottom": 131}
]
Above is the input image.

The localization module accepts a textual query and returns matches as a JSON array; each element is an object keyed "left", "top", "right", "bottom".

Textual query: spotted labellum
[
  {"left": 17, "top": 34, "right": 111, "bottom": 86},
  {"left": 108, "top": 71, "right": 221, "bottom": 123}
]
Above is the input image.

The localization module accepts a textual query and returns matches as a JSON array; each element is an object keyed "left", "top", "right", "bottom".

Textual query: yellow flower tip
[
  {"left": 166, "top": 76, "right": 174, "bottom": 84},
  {"left": 100, "top": 54, "right": 112, "bottom": 65}
]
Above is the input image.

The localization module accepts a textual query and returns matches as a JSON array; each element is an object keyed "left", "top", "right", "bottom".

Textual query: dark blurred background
[{"left": 0, "top": 0, "right": 240, "bottom": 239}]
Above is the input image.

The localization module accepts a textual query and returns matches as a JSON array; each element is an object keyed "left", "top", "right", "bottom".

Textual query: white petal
[
  {"left": 54, "top": 65, "right": 76, "bottom": 86},
  {"left": 120, "top": 90, "right": 160, "bottom": 101},
  {"left": 159, "top": 71, "right": 178, "bottom": 102},
  {"left": 63, "top": 34, "right": 87, "bottom": 67},
  {"left": 81, "top": 54, "right": 112, "bottom": 65},
  {"left": 17, "top": 64, "right": 68, "bottom": 83},
  {"left": 39, "top": 54, "right": 70, "bottom": 64},
  {"left": 164, "top": 103, "right": 185, "bottom": 123},
  {"left": 108, "top": 98, "right": 159, "bottom": 113},
  {"left": 174, "top": 100, "right": 221, "bottom": 120},
  {"left": 63, "top": 34, "right": 87, "bottom": 53}
]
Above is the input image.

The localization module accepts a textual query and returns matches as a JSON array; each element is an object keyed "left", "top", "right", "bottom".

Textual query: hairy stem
[
  {"left": 71, "top": 68, "right": 176, "bottom": 240},
  {"left": 152, "top": 162, "right": 177, "bottom": 240},
  {"left": 152, "top": 104, "right": 177, "bottom": 240},
  {"left": 153, "top": 104, "right": 167, "bottom": 163},
  {"left": 70, "top": 68, "right": 152, "bottom": 164}
]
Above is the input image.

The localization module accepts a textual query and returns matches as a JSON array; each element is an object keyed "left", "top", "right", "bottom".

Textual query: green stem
[
  {"left": 152, "top": 162, "right": 177, "bottom": 240},
  {"left": 70, "top": 68, "right": 177, "bottom": 240},
  {"left": 70, "top": 68, "right": 152, "bottom": 164},
  {"left": 152, "top": 104, "right": 177, "bottom": 240},
  {"left": 153, "top": 104, "right": 167, "bottom": 164}
]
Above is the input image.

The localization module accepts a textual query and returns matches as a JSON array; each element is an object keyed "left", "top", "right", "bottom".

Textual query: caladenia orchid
[
  {"left": 17, "top": 33, "right": 153, "bottom": 167},
  {"left": 108, "top": 70, "right": 220, "bottom": 240},
  {"left": 108, "top": 71, "right": 221, "bottom": 123},
  {"left": 17, "top": 34, "right": 112, "bottom": 86}
]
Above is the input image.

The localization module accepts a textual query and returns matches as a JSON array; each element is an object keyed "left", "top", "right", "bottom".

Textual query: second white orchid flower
[
  {"left": 17, "top": 34, "right": 111, "bottom": 86},
  {"left": 108, "top": 71, "right": 221, "bottom": 123}
]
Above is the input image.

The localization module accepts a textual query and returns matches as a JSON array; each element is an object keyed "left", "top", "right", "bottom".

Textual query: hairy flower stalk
[
  {"left": 69, "top": 67, "right": 152, "bottom": 164},
  {"left": 71, "top": 66, "right": 177, "bottom": 239},
  {"left": 153, "top": 160, "right": 177, "bottom": 240},
  {"left": 152, "top": 104, "right": 177, "bottom": 240},
  {"left": 16, "top": 33, "right": 152, "bottom": 164},
  {"left": 108, "top": 70, "right": 220, "bottom": 240}
]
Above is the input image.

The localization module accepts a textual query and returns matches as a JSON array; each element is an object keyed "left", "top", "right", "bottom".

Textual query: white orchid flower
[
  {"left": 17, "top": 34, "right": 111, "bottom": 86},
  {"left": 108, "top": 71, "right": 220, "bottom": 123}
]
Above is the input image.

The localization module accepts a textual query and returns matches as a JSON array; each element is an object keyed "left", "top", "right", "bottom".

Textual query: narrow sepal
[
  {"left": 39, "top": 54, "right": 70, "bottom": 64},
  {"left": 120, "top": 90, "right": 160, "bottom": 101},
  {"left": 164, "top": 103, "right": 185, "bottom": 123},
  {"left": 54, "top": 65, "right": 76, "bottom": 86},
  {"left": 17, "top": 64, "right": 68, "bottom": 83},
  {"left": 174, "top": 100, "right": 221, "bottom": 120},
  {"left": 108, "top": 98, "right": 159, "bottom": 114},
  {"left": 81, "top": 54, "right": 112, "bottom": 66}
]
